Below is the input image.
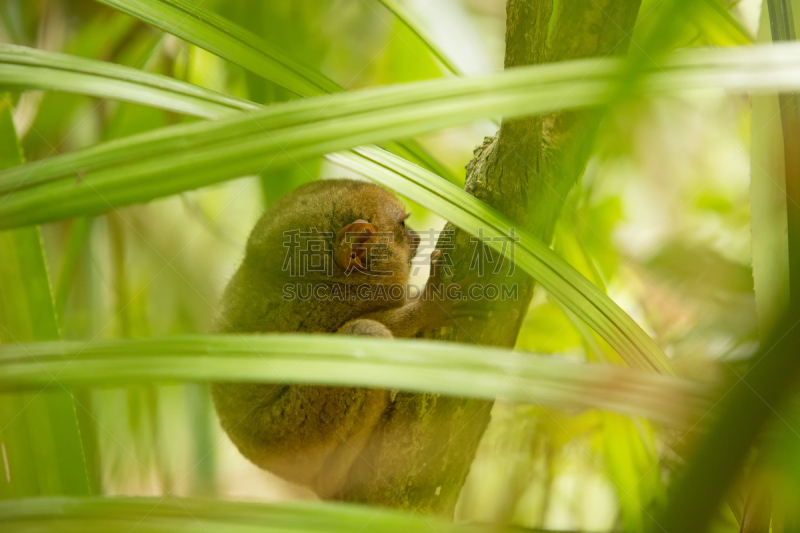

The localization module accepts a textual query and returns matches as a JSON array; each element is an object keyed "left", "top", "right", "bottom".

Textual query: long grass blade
[
  {"left": 0, "top": 45, "right": 257, "bottom": 119},
  {"left": 7, "top": 42, "right": 800, "bottom": 227},
  {"left": 0, "top": 46, "right": 671, "bottom": 373},
  {"left": 751, "top": 0, "right": 791, "bottom": 337},
  {"left": 692, "top": 0, "right": 753, "bottom": 45},
  {"left": 0, "top": 53, "right": 613, "bottom": 221},
  {"left": 0, "top": 95, "right": 90, "bottom": 498},
  {"left": 377, "top": 0, "right": 461, "bottom": 74},
  {"left": 766, "top": 0, "right": 800, "bottom": 307},
  {"left": 0, "top": 495, "right": 544, "bottom": 532},
  {"left": 94, "top": 0, "right": 458, "bottom": 182},
  {"left": 6, "top": 44, "right": 800, "bottom": 371},
  {"left": 96, "top": 0, "right": 339, "bottom": 96},
  {"left": 0, "top": 336, "right": 706, "bottom": 427}
]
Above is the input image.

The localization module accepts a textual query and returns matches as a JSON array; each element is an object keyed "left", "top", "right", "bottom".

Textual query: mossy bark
[{"left": 338, "top": 0, "right": 642, "bottom": 516}]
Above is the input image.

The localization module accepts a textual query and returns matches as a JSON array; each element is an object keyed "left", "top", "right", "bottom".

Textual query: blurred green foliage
[{"left": 1, "top": 0, "right": 799, "bottom": 531}]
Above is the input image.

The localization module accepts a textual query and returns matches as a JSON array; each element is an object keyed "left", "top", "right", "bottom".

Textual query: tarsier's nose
[{"left": 408, "top": 229, "right": 420, "bottom": 256}]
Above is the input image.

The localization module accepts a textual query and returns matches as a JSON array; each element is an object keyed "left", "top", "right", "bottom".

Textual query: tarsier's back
[{"left": 210, "top": 178, "right": 450, "bottom": 499}]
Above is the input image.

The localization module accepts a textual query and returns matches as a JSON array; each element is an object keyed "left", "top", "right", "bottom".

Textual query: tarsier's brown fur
[{"left": 211, "top": 179, "right": 456, "bottom": 498}]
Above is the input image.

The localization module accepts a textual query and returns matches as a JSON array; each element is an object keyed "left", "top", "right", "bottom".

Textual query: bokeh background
[{"left": 0, "top": 0, "right": 776, "bottom": 530}]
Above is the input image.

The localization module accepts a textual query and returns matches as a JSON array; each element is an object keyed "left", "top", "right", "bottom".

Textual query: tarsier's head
[{"left": 245, "top": 179, "right": 420, "bottom": 285}]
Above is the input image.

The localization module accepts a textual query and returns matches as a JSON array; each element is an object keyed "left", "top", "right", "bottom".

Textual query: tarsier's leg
[
  {"left": 312, "top": 319, "right": 392, "bottom": 496},
  {"left": 211, "top": 319, "right": 390, "bottom": 497}
]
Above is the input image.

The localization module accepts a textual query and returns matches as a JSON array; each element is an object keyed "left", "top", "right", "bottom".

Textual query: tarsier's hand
[
  {"left": 425, "top": 249, "right": 448, "bottom": 293},
  {"left": 418, "top": 249, "right": 485, "bottom": 331}
]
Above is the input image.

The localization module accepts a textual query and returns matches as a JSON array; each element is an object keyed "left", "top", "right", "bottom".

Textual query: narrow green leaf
[
  {"left": 691, "top": 0, "right": 753, "bottom": 46},
  {"left": 0, "top": 46, "right": 674, "bottom": 373},
  {"left": 375, "top": 0, "right": 500, "bottom": 135},
  {"left": 0, "top": 230, "right": 60, "bottom": 341},
  {"left": 0, "top": 94, "right": 24, "bottom": 169},
  {"left": 54, "top": 218, "right": 92, "bottom": 320},
  {"left": 751, "top": 0, "right": 790, "bottom": 338},
  {"left": 94, "top": 0, "right": 457, "bottom": 181},
  {"left": 0, "top": 44, "right": 458, "bottom": 185},
  {"left": 7, "top": 43, "right": 800, "bottom": 228},
  {"left": 0, "top": 52, "right": 614, "bottom": 221},
  {"left": 765, "top": 0, "right": 800, "bottom": 308},
  {"left": 7, "top": 44, "right": 800, "bottom": 372},
  {"left": 377, "top": 0, "right": 461, "bottom": 74},
  {"left": 0, "top": 336, "right": 706, "bottom": 427},
  {"left": 1, "top": 495, "right": 528, "bottom": 532},
  {"left": 0, "top": 95, "right": 90, "bottom": 499},
  {"left": 0, "top": 44, "right": 256, "bottom": 119},
  {"left": 96, "top": 0, "right": 339, "bottom": 96}
]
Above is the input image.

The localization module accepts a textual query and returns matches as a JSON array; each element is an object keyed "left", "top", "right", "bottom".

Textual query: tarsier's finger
[{"left": 429, "top": 249, "right": 443, "bottom": 282}]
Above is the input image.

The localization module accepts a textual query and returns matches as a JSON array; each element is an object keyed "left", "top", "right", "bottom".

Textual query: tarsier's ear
[{"left": 336, "top": 219, "right": 377, "bottom": 270}]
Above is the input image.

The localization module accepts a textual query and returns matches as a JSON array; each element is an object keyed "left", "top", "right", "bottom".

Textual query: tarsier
[{"left": 211, "top": 179, "right": 463, "bottom": 499}]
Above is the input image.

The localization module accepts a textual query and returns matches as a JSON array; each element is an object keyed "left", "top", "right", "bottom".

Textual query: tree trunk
[{"left": 339, "top": 0, "right": 642, "bottom": 516}]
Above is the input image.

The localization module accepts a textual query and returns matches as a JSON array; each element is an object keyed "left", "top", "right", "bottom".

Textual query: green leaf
[
  {"left": 54, "top": 218, "right": 92, "bottom": 320},
  {"left": 689, "top": 0, "right": 753, "bottom": 46},
  {"left": 375, "top": 0, "right": 499, "bottom": 135},
  {"left": 0, "top": 51, "right": 612, "bottom": 223},
  {"left": 0, "top": 336, "right": 706, "bottom": 427},
  {"left": 22, "top": 43, "right": 800, "bottom": 372},
  {"left": 601, "top": 412, "right": 664, "bottom": 531},
  {"left": 0, "top": 51, "right": 670, "bottom": 372},
  {"left": 8, "top": 42, "right": 800, "bottom": 228},
  {"left": 752, "top": 0, "right": 791, "bottom": 337},
  {"left": 93, "top": 0, "right": 458, "bottom": 182},
  {"left": 25, "top": 41, "right": 800, "bottom": 371},
  {"left": 0, "top": 95, "right": 90, "bottom": 498},
  {"left": 0, "top": 495, "right": 529, "bottom": 532},
  {"left": 0, "top": 94, "right": 24, "bottom": 169},
  {"left": 96, "top": 0, "right": 340, "bottom": 97},
  {"left": 12, "top": 43, "right": 797, "bottom": 373},
  {"left": 635, "top": 0, "right": 751, "bottom": 61},
  {"left": 377, "top": 0, "right": 461, "bottom": 74},
  {"left": 0, "top": 44, "right": 256, "bottom": 119}
]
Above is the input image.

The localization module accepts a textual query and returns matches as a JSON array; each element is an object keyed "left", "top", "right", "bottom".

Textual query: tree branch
[{"left": 336, "top": 0, "right": 642, "bottom": 516}]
